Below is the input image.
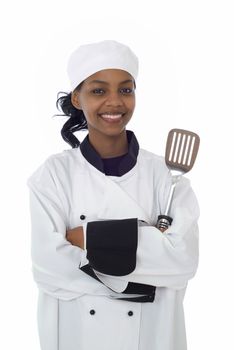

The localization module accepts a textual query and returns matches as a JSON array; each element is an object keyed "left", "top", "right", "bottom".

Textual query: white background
[{"left": 0, "top": 0, "right": 233, "bottom": 349}]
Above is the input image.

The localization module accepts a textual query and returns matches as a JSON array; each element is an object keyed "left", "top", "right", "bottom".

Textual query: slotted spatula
[{"left": 156, "top": 128, "right": 200, "bottom": 231}]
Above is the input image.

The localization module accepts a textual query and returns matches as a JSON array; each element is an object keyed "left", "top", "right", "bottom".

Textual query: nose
[{"left": 105, "top": 91, "right": 124, "bottom": 107}]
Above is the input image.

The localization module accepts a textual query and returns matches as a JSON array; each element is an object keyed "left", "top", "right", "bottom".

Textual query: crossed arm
[{"left": 66, "top": 223, "right": 166, "bottom": 250}]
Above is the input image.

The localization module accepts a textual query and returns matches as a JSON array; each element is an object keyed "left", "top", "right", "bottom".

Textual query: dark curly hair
[{"left": 56, "top": 82, "right": 87, "bottom": 148}]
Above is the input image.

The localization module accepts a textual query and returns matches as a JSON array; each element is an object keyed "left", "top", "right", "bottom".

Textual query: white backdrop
[{"left": 0, "top": 0, "right": 233, "bottom": 349}]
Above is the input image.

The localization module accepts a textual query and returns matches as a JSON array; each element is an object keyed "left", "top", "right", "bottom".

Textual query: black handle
[{"left": 156, "top": 215, "right": 173, "bottom": 231}]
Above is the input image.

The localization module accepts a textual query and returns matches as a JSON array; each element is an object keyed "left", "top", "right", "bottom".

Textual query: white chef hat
[{"left": 67, "top": 40, "right": 139, "bottom": 91}]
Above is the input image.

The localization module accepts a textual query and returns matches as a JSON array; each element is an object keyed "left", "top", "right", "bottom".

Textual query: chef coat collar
[{"left": 80, "top": 130, "right": 139, "bottom": 176}]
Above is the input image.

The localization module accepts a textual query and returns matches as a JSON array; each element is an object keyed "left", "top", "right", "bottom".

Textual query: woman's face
[{"left": 71, "top": 69, "right": 136, "bottom": 139}]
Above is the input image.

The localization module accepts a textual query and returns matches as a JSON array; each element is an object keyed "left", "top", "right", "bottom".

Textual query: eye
[
  {"left": 119, "top": 88, "right": 134, "bottom": 94},
  {"left": 92, "top": 88, "right": 105, "bottom": 95}
]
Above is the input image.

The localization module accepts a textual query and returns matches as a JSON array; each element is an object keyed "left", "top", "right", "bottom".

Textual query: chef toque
[{"left": 67, "top": 40, "right": 139, "bottom": 91}]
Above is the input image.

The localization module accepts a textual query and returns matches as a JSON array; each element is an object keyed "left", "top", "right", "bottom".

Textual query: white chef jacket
[{"left": 27, "top": 131, "right": 199, "bottom": 350}]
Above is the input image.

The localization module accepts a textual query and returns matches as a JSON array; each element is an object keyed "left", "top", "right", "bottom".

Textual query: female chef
[{"left": 27, "top": 40, "right": 199, "bottom": 350}]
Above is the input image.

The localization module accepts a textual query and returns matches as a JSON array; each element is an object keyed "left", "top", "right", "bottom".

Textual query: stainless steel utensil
[{"left": 156, "top": 128, "right": 200, "bottom": 231}]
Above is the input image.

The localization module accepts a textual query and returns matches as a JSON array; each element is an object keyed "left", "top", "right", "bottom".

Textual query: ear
[{"left": 71, "top": 91, "right": 82, "bottom": 110}]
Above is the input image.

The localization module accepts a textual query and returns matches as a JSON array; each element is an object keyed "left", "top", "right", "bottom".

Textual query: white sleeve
[
  {"left": 27, "top": 160, "right": 126, "bottom": 300},
  {"left": 96, "top": 177, "right": 199, "bottom": 290}
]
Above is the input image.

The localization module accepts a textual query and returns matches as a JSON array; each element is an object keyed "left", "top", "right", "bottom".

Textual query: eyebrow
[{"left": 88, "top": 79, "right": 134, "bottom": 85}]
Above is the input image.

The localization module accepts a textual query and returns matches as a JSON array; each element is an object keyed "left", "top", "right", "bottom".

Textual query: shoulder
[
  {"left": 136, "top": 148, "right": 171, "bottom": 189},
  {"left": 138, "top": 148, "right": 167, "bottom": 171},
  {"left": 46, "top": 147, "right": 82, "bottom": 171},
  {"left": 27, "top": 148, "right": 82, "bottom": 187}
]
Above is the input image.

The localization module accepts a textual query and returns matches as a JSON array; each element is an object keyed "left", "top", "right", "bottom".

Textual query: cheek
[
  {"left": 82, "top": 106, "right": 101, "bottom": 125},
  {"left": 127, "top": 98, "right": 135, "bottom": 112},
  {"left": 81, "top": 100, "right": 100, "bottom": 120}
]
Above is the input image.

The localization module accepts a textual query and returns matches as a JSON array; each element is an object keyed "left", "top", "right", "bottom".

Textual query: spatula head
[{"left": 165, "top": 128, "right": 200, "bottom": 173}]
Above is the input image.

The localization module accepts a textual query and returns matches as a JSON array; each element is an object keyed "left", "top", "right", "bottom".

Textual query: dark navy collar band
[{"left": 80, "top": 130, "right": 139, "bottom": 176}]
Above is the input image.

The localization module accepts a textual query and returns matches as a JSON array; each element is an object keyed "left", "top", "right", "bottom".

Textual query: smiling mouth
[{"left": 98, "top": 113, "right": 125, "bottom": 121}]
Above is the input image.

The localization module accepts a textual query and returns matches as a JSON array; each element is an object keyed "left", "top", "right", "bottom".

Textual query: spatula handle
[
  {"left": 156, "top": 176, "right": 180, "bottom": 232},
  {"left": 156, "top": 215, "right": 173, "bottom": 231}
]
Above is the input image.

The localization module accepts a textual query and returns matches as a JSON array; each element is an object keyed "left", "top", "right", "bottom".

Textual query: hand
[
  {"left": 158, "top": 227, "right": 167, "bottom": 233},
  {"left": 66, "top": 226, "right": 84, "bottom": 249}
]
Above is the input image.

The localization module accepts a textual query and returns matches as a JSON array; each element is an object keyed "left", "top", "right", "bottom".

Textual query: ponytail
[{"left": 56, "top": 82, "right": 87, "bottom": 148}]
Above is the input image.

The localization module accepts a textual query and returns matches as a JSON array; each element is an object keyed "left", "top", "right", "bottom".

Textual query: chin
[{"left": 102, "top": 128, "right": 126, "bottom": 138}]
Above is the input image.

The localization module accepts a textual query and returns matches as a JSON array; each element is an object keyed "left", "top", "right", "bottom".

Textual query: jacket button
[
  {"left": 128, "top": 311, "right": 133, "bottom": 316},
  {"left": 90, "top": 309, "right": 95, "bottom": 315},
  {"left": 80, "top": 214, "right": 86, "bottom": 220}
]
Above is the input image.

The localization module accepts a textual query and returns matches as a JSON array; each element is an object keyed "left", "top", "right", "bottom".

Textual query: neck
[{"left": 88, "top": 130, "right": 128, "bottom": 158}]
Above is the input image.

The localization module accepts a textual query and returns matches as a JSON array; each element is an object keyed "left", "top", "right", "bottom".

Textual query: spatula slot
[
  {"left": 187, "top": 136, "right": 196, "bottom": 166},
  {"left": 178, "top": 134, "right": 186, "bottom": 164}
]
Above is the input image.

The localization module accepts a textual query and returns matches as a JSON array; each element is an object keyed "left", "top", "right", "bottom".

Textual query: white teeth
[{"left": 101, "top": 114, "right": 123, "bottom": 120}]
